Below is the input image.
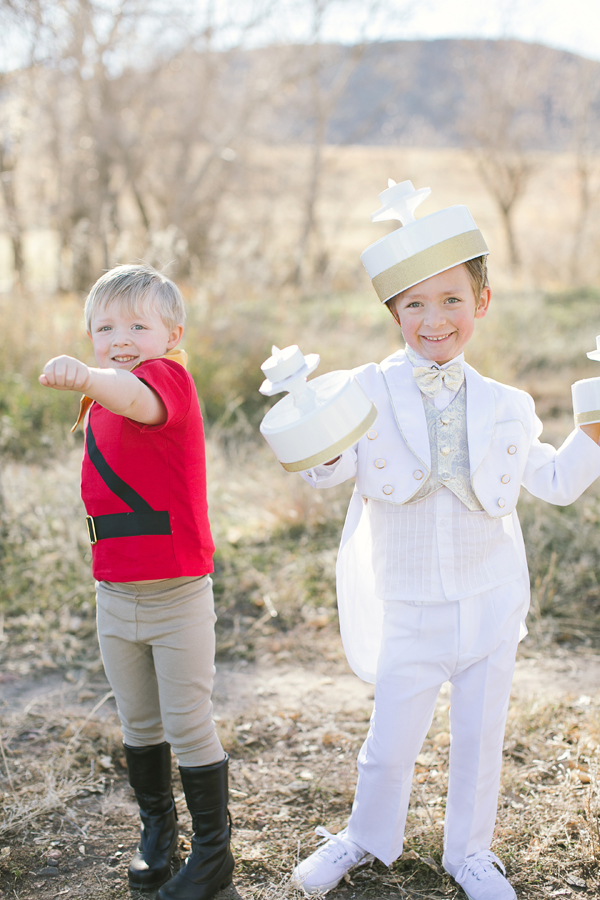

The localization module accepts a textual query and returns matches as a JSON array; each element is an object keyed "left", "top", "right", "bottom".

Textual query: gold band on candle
[
  {"left": 372, "top": 230, "right": 489, "bottom": 303},
  {"left": 574, "top": 409, "right": 600, "bottom": 425},
  {"left": 280, "top": 404, "right": 378, "bottom": 472}
]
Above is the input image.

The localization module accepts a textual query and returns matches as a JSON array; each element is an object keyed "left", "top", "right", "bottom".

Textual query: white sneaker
[
  {"left": 446, "top": 851, "right": 516, "bottom": 900},
  {"left": 291, "top": 826, "right": 371, "bottom": 895}
]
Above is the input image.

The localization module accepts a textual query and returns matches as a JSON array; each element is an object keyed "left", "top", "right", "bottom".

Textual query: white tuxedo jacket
[{"left": 301, "top": 349, "right": 600, "bottom": 683}]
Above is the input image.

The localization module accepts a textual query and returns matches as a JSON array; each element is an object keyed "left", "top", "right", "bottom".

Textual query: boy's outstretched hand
[
  {"left": 40, "top": 355, "right": 92, "bottom": 392},
  {"left": 39, "top": 354, "right": 167, "bottom": 425}
]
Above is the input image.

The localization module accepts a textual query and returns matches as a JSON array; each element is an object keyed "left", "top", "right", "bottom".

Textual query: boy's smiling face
[
  {"left": 390, "top": 264, "right": 491, "bottom": 365},
  {"left": 89, "top": 299, "right": 183, "bottom": 370}
]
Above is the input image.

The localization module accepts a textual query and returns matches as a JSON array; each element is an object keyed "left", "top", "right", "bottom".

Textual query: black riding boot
[
  {"left": 124, "top": 742, "right": 179, "bottom": 891},
  {"left": 157, "top": 754, "right": 234, "bottom": 900}
]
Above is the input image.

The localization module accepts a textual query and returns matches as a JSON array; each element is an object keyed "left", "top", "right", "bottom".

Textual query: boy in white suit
[{"left": 290, "top": 181, "right": 600, "bottom": 900}]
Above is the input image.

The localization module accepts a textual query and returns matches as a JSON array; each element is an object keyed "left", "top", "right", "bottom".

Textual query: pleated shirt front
[{"left": 368, "top": 350, "right": 522, "bottom": 603}]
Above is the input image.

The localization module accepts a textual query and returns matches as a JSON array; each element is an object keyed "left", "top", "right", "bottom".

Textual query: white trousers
[{"left": 346, "top": 582, "right": 526, "bottom": 868}]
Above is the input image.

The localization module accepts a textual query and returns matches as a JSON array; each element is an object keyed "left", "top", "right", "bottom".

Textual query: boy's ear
[
  {"left": 474, "top": 287, "right": 492, "bottom": 319},
  {"left": 166, "top": 324, "right": 184, "bottom": 349},
  {"left": 386, "top": 296, "right": 401, "bottom": 326}
]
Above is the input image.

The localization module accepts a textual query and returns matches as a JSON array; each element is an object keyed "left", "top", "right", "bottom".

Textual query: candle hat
[{"left": 361, "top": 179, "right": 489, "bottom": 304}]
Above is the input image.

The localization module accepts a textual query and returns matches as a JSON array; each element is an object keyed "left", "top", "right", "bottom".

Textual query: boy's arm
[
  {"left": 39, "top": 355, "right": 167, "bottom": 425},
  {"left": 522, "top": 412, "right": 600, "bottom": 505}
]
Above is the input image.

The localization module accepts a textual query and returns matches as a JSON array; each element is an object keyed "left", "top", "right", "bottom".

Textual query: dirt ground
[{"left": 2, "top": 634, "right": 600, "bottom": 900}]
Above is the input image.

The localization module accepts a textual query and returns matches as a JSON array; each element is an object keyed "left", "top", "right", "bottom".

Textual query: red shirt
[{"left": 81, "top": 358, "right": 215, "bottom": 581}]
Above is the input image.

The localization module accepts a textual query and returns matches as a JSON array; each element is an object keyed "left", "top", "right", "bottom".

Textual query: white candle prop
[
  {"left": 259, "top": 345, "right": 377, "bottom": 472},
  {"left": 572, "top": 336, "right": 600, "bottom": 426}
]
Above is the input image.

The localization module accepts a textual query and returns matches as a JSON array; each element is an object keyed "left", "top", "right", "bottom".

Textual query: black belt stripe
[
  {"left": 85, "top": 411, "right": 171, "bottom": 541},
  {"left": 86, "top": 417, "right": 154, "bottom": 513},
  {"left": 91, "top": 511, "right": 171, "bottom": 541}
]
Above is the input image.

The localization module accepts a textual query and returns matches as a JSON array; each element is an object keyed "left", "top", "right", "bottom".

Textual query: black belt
[
  {"left": 85, "top": 511, "right": 171, "bottom": 544},
  {"left": 85, "top": 416, "right": 171, "bottom": 544}
]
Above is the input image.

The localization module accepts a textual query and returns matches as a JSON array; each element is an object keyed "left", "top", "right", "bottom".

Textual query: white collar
[{"left": 404, "top": 345, "right": 465, "bottom": 370}]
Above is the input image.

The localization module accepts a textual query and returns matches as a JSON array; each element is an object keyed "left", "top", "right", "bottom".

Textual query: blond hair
[
  {"left": 385, "top": 255, "right": 490, "bottom": 323},
  {"left": 84, "top": 264, "right": 186, "bottom": 333},
  {"left": 462, "top": 255, "right": 489, "bottom": 301}
]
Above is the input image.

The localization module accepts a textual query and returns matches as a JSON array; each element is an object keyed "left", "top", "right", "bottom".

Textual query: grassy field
[
  {"left": 2, "top": 282, "right": 600, "bottom": 897},
  {"left": 2, "top": 281, "right": 600, "bottom": 637}
]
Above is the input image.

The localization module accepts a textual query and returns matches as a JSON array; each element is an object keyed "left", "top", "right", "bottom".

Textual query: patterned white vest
[{"left": 408, "top": 382, "right": 483, "bottom": 511}]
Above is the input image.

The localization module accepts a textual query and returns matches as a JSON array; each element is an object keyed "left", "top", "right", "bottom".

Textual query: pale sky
[
  {"left": 256, "top": 0, "right": 600, "bottom": 62},
  {"left": 2, "top": 0, "right": 600, "bottom": 69},
  {"left": 391, "top": 0, "right": 600, "bottom": 61}
]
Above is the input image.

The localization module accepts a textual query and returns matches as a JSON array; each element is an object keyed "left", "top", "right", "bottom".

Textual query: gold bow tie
[{"left": 412, "top": 363, "right": 464, "bottom": 397}]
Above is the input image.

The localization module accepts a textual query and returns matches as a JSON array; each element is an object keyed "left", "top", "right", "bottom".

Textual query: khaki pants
[{"left": 96, "top": 575, "right": 224, "bottom": 767}]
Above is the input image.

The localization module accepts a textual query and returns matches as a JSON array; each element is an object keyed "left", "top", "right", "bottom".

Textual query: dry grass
[
  {"left": 3, "top": 660, "right": 600, "bottom": 898},
  {"left": 2, "top": 279, "right": 600, "bottom": 895},
  {"left": 4, "top": 283, "right": 600, "bottom": 641},
  {"left": 0, "top": 690, "right": 116, "bottom": 839},
  {"left": 193, "top": 683, "right": 600, "bottom": 898}
]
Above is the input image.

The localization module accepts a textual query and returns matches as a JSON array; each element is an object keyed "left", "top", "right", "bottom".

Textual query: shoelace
[
  {"left": 456, "top": 850, "right": 506, "bottom": 885},
  {"left": 313, "top": 826, "right": 364, "bottom": 863}
]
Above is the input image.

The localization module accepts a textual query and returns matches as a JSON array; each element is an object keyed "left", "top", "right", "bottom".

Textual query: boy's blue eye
[
  {"left": 446, "top": 297, "right": 460, "bottom": 304},
  {"left": 406, "top": 301, "right": 422, "bottom": 308}
]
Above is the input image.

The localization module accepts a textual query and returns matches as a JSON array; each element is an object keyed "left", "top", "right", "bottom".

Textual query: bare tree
[
  {"left": 0, "top": 88, "right": 25, "bottom": 284},
  {"left": 290, "top": 27, "right": 366, "bottom": 286},
  {"left": 456, "top": 41, "right": 554, "bottom": 272},
  {"left": 0, "top": 0, "right": 46, "bottom": 286},
  {"left": 565, "top": 57, "right": 600, "bottom": 283},
  {"left": 287, "top": 0, "right": 414, "bottom": 288},
  {"left": 0, "top": 0, "right": 415, "bottom": 294},
  {"left": 21, "top": 0, "right": 286, "bottom": 285},
  {"left": 9, "top": 1, "right": 598, "bottom": 296}
]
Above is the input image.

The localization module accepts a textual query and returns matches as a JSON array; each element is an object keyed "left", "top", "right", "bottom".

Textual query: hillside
[
  {"left": 261, "top": 38, "right": 600, "bottom": 150},
  {"left": 2, "top": 35, "right": 600, "bottom": 292}
]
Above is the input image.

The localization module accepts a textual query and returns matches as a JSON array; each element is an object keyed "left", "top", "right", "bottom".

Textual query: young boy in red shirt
[{"left": 40, "top": 264, "right": 233, "bottom": 900}]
